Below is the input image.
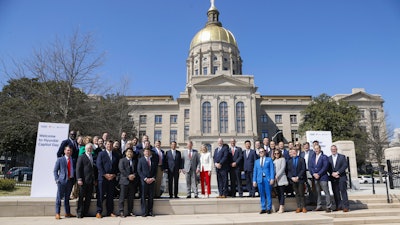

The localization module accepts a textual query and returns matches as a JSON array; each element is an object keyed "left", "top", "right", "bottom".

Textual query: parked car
[
  {"left": 358, "top": 175, "right": 373, "bottom": 184},
  {"left": 5, "top": 167, "right": 33, "bottom": 181}
]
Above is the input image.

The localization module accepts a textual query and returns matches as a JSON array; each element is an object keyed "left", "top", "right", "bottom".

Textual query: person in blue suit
[
  {"left": 213, "top": 138, "right": 230, "bottom": 198},
  {"left": 309, "top": 144, "right": 332, "bottom": 212},
  {"left": 252, "top": 149, "right": 274, "bottom": 214},
  {"left": 53, "top": 146, "right": 75, "bottom": 219}
]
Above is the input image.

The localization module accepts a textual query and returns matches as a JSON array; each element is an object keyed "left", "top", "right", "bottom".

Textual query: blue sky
[{"left": 0, "top": 0, "right": 399, "bottom": 130}]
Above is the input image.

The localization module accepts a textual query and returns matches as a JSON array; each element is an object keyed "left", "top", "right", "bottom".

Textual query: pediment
[
  {"left": 339, "top": 91, "right": 383, "bottom": 102},
  {"left": 192, "top": 75, "right": 252, "bottom": 87}
]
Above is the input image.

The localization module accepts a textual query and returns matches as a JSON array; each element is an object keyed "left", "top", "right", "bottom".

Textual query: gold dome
[{"left": 190, "top": 24, "right": 237, "bottom": 49}]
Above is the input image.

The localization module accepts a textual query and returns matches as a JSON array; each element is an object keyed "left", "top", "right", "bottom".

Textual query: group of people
[{"left": 53, "top": 131, "right": 349, "bottom": 220}]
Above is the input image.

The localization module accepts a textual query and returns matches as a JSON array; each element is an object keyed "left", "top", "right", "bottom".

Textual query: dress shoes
[
  {"left": 325, "top": 208, "right": 332, "bottom": 213},
  {"left": 148, "top": 212, "right": 155, "bottom": 217},
  {"left": 174, "top": 196, "right": 180, "bottom": 199},
  {"left": 119, "top": 212, "right": 126, "bottom": 218},
  {"left": 313, "top": 207, "right": 323, "bottom": 211},
  {"left": 220, "top": 195, "right": 226, "bottom": 198},
  {"left": 302, "top": 208, "right": 307, "bottom": 213},
  {"left": 343, "top": 208, "right": 349, "bottom": 213},
  {"left": 169, "top": 196, "right": 173, "bottom": 199},
  {"left": 259, "top": 210, "right": 266, "bottom": 214},
  {"left": 96, "top": 213, "right": 102, "bottom": 219},
  {"left": 55, "top": 214, "right": 61, "bottom": 220},
  {"left": 295, "top": 208, "right": 301, "bottom": 213},
  {"left": 110, "top": 213, "right": 117, "bottom": 217},
  {"left": 187, "top": 195, "right": 191, "bottom": 199},
  {"left": 194, "top": 195, "right": 199, "bottom": 198},
  {"left": 267, "top": 210, "right": 271, "bottom": 214},
  {"left": 142, "top": 214, "right": 147, "bottom": 217},
  {"left": 129, "top": 212, "right": 136, "bottom": 217},
  {"left": 64, "top": 213, "right": 76, "bottom": 218}
]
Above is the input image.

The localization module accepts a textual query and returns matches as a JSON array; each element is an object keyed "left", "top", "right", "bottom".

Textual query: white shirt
[
  {"left": 304, "top": 151, "right": 309, "bottom": 169},
  {"left": 332, "top": 154, "right": 338, "bottom": 168}
]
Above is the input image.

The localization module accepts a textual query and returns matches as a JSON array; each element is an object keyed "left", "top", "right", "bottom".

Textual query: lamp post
[{"left": 271, "top": 130, "right": 282, "bottom": 142}]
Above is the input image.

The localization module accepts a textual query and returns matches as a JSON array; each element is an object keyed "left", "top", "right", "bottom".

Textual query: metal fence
[{"left": 387, "top": 159, "right": 400, "bottom": 189}]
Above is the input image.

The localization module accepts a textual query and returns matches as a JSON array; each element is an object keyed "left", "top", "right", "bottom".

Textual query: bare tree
[{"left": 10, "top": 29, "right": 106, "bottom": 123}]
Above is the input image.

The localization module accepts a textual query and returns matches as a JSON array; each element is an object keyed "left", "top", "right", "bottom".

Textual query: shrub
[{"left": 0, "top": 179, "right": 16, "bottom": 191}]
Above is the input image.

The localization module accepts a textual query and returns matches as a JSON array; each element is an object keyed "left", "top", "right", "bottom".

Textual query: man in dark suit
[
  {"left": 118, "top": 148, "right": 138, "bottom": 217},
  {"left": 300, "top": 142, "right": 317, "bottom": 205},
  {"left": 53, "top": 146, "right": 75, "bottom": 219},
  {"left": 136, "top": 135, "right": 153, "bottom": 153},
  {"left": 76, "top": 143, "right": 95, "bottom": 218},
  {"left": 213, "top": 138, "right": 229, "bottom": 198},
  {"left": 262, "top": 137, "right": 272, "bottom": 157},
  {"left": 287, "top": 149, "right": 307, "bottom": 213},
  {"left": 164, "top": 141, "right": 182, "bottom": 198},
  {"left": 229, "top": 138, "right": 243, "bottom": 197},
  {"left": 329, "top": 145, "right": 349, "bottom": 212},
  {"left": 57, "top": 130, "right": 79, "bottom": 164},
  {"left": 138, "top": 148, "right": 157, "bottom": 217},
  {"left": 96, "top": 140, "right": 120, "bottom": 218},
  {"left": 309, "top": 144, "right": 332, "bottom": 212},
  {"left": 243, "top": 140, "right": 258, "bottom": 197}
]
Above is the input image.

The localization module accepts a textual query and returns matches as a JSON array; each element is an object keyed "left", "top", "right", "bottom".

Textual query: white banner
[
  {"left": 31, "top": 122, "right": 69, "bottom": 197},
  {"left": 306, "top": 131, "right": 332, "bottom": 157}
]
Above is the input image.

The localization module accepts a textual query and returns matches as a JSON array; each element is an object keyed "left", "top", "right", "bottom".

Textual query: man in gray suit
[{"left": 182, "top": 140, "right": 200, "bottom": 198}]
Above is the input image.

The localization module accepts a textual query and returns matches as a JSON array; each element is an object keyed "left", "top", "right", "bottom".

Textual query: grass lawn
[{"left": 0, "top": 186, "right": 31, "bottom": 196}]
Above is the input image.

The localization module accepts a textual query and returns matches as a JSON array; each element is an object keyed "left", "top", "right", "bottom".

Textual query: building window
[
  {"left": 261, "top": 130, "right": 268, "bottom": 139},
  {"left": 223, "top": 67, "right": 228, "bottom": 70},
  {"left": 139, "top": 115, "right": 147, "bottom": 124},
  {"left": 219, "top": 102, "right": 228, "bottom": 133},
  {"left": 290, "top": 115, "right": 297, "bottom": 124},
  {"left": 203, "top": 67, "right": 208, "bottom": 75},
  {"left": 291, "top": 130, "right": 298, "bottom": 142},
  {"left": 170, "top": 130, "right": 177, "bottom": 142},
  {"left": 261, "top": 114, "right": 268, "bottom": 123},
  {"left": 170, "top": 115, "right": 177, "bottom": 124},
  {"left": 372, "top": 126, "right": 379, "bottom": 138},
  {"left": 371, "top": 109, "right": 378, "bottom": 120},
  {"left": 139, "top": 130, "right": 146, "bottom": 140},
  {"left": 205, "top": 143, "right": 212, "bottom": 152},
  {"left": 224, "top": 58, "right": 228, "bottom": 62},
  {"left": 236, "top": 102, "right": 245, "bottom": 133},
  {"left": 360, "top": 126, "right": 367, "bottom": 133},
  {"left": 359, "top": 109, "right": 365, "bottom": 119},
  {"left": 154, "top": 130, "right": 162, "bottom": 141},
  {"left": 213, "top": 56, "right": 217, "bottom": 61},
  {"left": 195, "top": 69, "right": 198, "bottom": 75},
  {"left": 233, "top": 70, "right": 236, "bottom": 75},
  {"left": 128, "top": 116, "right": 134, "bottom": 122},
  {"left": 275, "top": 114, "right": 282, "bottom": 124},
  {"left": 202, "top": 102, "right": 211, "bottom": 133},
  {"left": 184, "top": 125, "right": 189, "bottom": 141},
  {"left": 155, "top": 115, "right": 162, "bottom": 124},
  {"left": 213, "top": 66, "right": 218, "bottom": 74},
  {"left": 184, "top": 109, "right": 190, "bottom": 119}
]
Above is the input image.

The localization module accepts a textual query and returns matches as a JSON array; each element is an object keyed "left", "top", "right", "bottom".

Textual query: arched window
[
  {"left": 236, "top": 102, "right": 245, "bottom": 133},
  {"left": 202, "top": 102, "right": 211, "bottom": 133},
  {"left": 219, "top": 102, "right": 228, "bottom": 133}
]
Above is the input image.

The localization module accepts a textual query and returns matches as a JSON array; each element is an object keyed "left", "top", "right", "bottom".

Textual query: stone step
[
  {"left": 351, "top": 203, "right": 400, "bottom": 209},
  {"left": 333, "top": 216, "right": 400, "bottom": 225},
  {"left": 325, "top": 208, "right": 400, "bottom": 218}
]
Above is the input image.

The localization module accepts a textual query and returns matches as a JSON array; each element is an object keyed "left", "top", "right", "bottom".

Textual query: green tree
[{"left": 299, "top": 94, "right": 367, "bottom": 166}]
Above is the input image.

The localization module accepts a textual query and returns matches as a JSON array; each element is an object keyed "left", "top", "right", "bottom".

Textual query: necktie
[
  {"left": 88, "top": 154, "right": 93, "bottom": 166},
  {"left": 147, "top": 157, "right": 151, "bottom": 167},
  {"left": 247, "top": 150, "right": 249, "bottom": 158},
  {"left": 172, "top": 151, "right": 176, "bottom": 160},
  {"left": 189, "top": 150, "right": 192, "bottom": 160},
  {"left": 129, "top": 159, "right": 133, "bottom": 173},
  {"left": 67, "top": 157, "right": 71, "bottom": 178},
  {"left": 109, "top": 151, "right": 112, "bottom": 161},
  {"left": 158, "top": 150, "right": 162, "bottom": 165},
  {"left": 261, "top": 157, "right": 264, "bottom": 167}
]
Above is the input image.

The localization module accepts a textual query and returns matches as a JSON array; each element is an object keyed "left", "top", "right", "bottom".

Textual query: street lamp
[{"left": 271, "top": 130, "right": 282, "bottom": 142}]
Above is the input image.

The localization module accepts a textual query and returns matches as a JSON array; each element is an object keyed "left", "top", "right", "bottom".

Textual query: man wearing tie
[
  {"left": 96, "top": 140, "right": 120, "bottom": 218},
  {"left": 164, "top": 141, "right": 182, "bottom": 198},
  {"left": 300, "top": 142, "right": 316, "bottom": 206},
  {"left": 118, "top": 148, "right": 138, "bottom": 217},
  {"left": 76, "top": 143, "right": 96, "bottom": 218},
  {"left": 329, "top": 145, "right": 349, "bottom": 212},
  {"left": 309, "top": 144, "right": 332, "bottom": 212},
  {"left": 243, "top": 140, "right": 258, "bottom": 197},
  {"left": 152, "top": 140, "right": 165, "bottom": 198},
  {"left": 287, "top": 149, "right": 307, "bottom": 213},
  {"left": 213, "top": 138, "right": 229, "bottom": 198},
  {"left": 262, "top": 137, "right": 271, "bottom": 157},
  {"left": 53, "top": 146, "right": 76, "bottom": 219},
  {"left": 252, "top": 149, "right": 274, "bottom": 214},
  {"left": 182, "top": 140, "right": 200, "bottom": 198},
  {"left": 229, "top": 138, "right": 243, "bottom": 197},
  {"left": 138, "top": 148, "right": 157, "bottom": 217}
]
